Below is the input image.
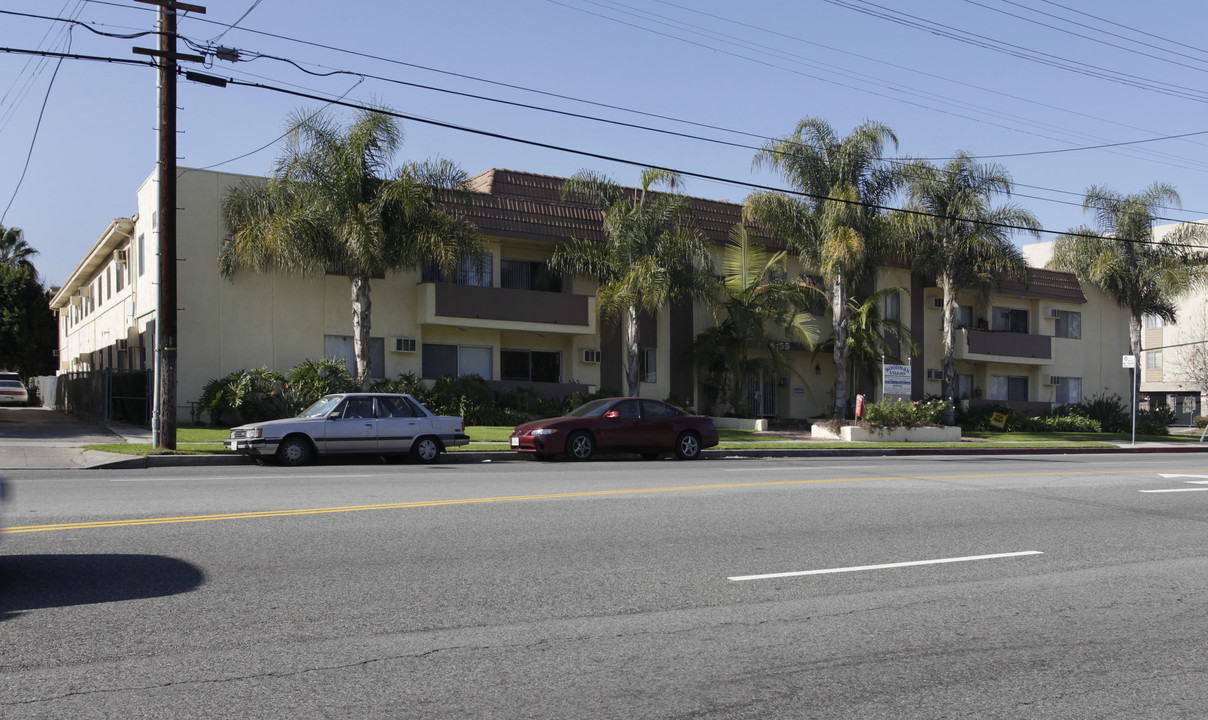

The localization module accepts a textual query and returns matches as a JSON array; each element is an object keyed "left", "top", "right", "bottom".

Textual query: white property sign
[
  {"left": 882, "top": 363, "right": 912, "bottom": 395},
  {"left": 1122, "top": 355, "right": 1136, "bottom": 368}
]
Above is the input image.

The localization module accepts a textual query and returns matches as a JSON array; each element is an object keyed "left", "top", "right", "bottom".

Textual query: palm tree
[
  {"left": 550, "top": 168, "right": 714, "bottom": 397},
  {"left": 221, "top": 107, "right": 484, "bottom": 388},
  {"left": 900, "top": 152, "right": 1040, "bottom": 421},
  {"left": 1048, "top": 182, "right": 1208, "bottom": 404},
  {"left": 693, "top": 224, "right": 819, "bottom": 414},
  {"left": 745, "top": 117, "right": 905, "bottom": 418},
  {"left": 0, "top": 225, "right": 38, "bottom": 269},
  {"left": 838, "top": 286, "right": 919, "bottom": 403}
]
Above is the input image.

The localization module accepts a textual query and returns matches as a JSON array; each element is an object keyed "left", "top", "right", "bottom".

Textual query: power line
[{"left": 2, "top": 30, "right": 70, "bottom": 225}]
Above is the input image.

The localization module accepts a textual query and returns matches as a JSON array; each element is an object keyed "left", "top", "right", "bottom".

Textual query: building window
[
  {"left": 1145, "top": 314, "right": 1164, "bottom": 329},
  {"left": 500, "top": 349, "right": 561, "bottom": 383},
  {"left": 640, "top": 348, "right": 657, "bottom": 383},
  {"left": 884, "top": 291, "right": 900, "bottom": 321},
  {"left": 991, "top": 306, "right": 1028, "bottom": 333},
  {"left": 1053, "top": 310, "right": 1081, "bottom": 339},
  {"left": 1146, "top": 350, "right": 1162, "bottom": 369},
  {"left": 1054, "top": 377, "right": 1082, "bottom": 404},
  {"left": 138, "top": 234, "right": 145, "bottom": 277},
  {"left": 990, "top": 375, "right": 1028, "bottom": 401},
  {"left": 421, "top": 343, "right": 492, "bottom": 379},
  {"left": 115, "top": 259, "right": 125, "bottom": 292},
  {"left": 501, "top": 258, "right": 562, "bottom": 293},
  {"left": 423, "top": 253, "right": 492, "bottom": 287},
  {"left": 956, "top": 373, "right": 974, "bottom": 399},
  {"left": 323, "top": 335, "right": 386, "bottom": 379},
  {"left": 955, "top": 305, "right": 973, "bottom": 329}
]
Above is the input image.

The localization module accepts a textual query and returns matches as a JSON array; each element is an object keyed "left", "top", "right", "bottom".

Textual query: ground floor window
[
  {"left": 500, "top": 349, "right": 561, "bottom": 382},
  {"left": 1054, "top": 376, "right": 1082, "bottom": 404},
  {"left": 990, "top": 374, "right": 1028, "bottom": 401},
  {"left": 640, "top": 347, "right": 656, "bottom": 383},
  {"left": 324, "top": 335, "right": 386, "bottom": 379},
  {"left": 422, "top": 343, "right": 492, "bottom": 379},
  {"left": 955, "top": 373, "right": 974, "bottom": 399}
]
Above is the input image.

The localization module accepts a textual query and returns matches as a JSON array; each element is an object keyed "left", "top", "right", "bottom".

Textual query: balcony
[
  {"left": 418, "top": 283, "right": 596, "bottom": 335},
  {"left": 956, "top": 328, "right": 1051, "bottom": 365}
]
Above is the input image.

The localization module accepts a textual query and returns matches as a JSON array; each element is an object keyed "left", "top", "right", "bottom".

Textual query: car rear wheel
[
  {"left": 566, "top": 431, "right": 594, "bottom": 461},
  {"left": 674, "top": 430, "right": 702, "bottom": 460},
  {"left": 276, "top": 435, "right": 313, "bottom": 466},
  {"left": 410, "top": 436, "right": 442, "bottom": 463}
]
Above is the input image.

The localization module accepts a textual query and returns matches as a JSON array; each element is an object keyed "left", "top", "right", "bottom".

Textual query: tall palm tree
[
  {"left": 221, "top": 107, "right": 484, "bottom": 388},
  {"left": 900, "top": 152, "right": 1040, "bottom": 421},
  {"left": 1048, "top": 182, "right": 1208, "bottom": 404},
  {"left": 745, "top": 117, "right": 905, "bottom": 418},
  {"left": 0, "top": 225, "right": 38, "bottom": 269},
  {"left": 550, "top": 168, "right": 713, "bottom": 397},
  {"left": 693, "top": 224, "right": 819, "bottom": 414}
]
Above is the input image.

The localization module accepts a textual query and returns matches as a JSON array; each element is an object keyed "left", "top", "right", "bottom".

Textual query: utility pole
[{"left": 134, "top": 0, "right": 204, "bottom": 450}]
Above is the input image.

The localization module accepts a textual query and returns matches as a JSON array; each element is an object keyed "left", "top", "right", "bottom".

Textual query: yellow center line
[{"left": 1, "top": 466, "right": 1194, "bottom": 534}]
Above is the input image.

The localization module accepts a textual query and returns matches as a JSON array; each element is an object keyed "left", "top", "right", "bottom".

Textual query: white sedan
[{"left": 225, "top": 393, "right": 469, "bottom": 466}]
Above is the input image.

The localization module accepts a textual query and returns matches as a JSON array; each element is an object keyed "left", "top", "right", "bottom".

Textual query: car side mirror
[{"left": 603, "top": 410, "right": 620, "bottom": 419}]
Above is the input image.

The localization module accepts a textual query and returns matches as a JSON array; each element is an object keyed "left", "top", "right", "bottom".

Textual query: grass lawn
[{"left": 83, "top": 424, "right": 1196, "bottom": 456}]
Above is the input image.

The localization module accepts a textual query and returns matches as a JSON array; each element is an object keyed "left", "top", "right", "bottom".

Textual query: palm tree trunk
[
  {"left": 626, "top": 305, "right": 641, "bottom": 397},
  {"left": 832, "top": 275, "right": 849, "bottom": 419},
  {"left": 351, "top": 274, "right": 372, "bottom": 390},
  {"left": 940, "top": 277, "right": 957, "bottom": 425},
  {"left": 1130, "top": 312, "right": 1143, "bottom": 417}
]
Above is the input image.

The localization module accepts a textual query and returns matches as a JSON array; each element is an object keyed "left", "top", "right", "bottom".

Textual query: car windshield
[
  {"left": 566, "top": 398, "right": 616, "bottom": 418},
  {"left": 299, "top": 395, "right": 344, "bottom": 418},
  {"left": 0, "top": 381, "right": 22, "bottom": 389}
]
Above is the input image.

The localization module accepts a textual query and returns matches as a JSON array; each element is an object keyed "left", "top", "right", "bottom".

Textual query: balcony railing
[
  {"left": 422, "top": 283, "right": 593, "bottom": 331},
  {"left": 960, "top": 328, "right": 1051, "bottom": 361}
]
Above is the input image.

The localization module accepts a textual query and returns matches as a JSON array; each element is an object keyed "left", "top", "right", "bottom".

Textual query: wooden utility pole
[{"left": 134, "top": 0, "right": 204, "bottom": 449}]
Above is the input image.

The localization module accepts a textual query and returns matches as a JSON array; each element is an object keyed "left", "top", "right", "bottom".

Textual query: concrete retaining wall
[{"left": 811, "top": 425, "right": 962, "bottom": 442}]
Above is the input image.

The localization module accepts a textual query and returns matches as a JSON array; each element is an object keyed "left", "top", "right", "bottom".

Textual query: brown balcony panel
[
  {"left": 966, "top": 329, "right": 1051, "bottom": 359},
  {"left": 434, "top": 284, "right": 589, "bottom": 326}
]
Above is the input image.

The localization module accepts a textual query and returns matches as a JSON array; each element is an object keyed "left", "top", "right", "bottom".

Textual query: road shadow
[{"left": 0, "top": 554, "right": 204, "bottom": 621}]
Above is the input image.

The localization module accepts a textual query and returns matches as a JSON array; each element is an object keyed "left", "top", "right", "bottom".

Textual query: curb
[{"left": 87, "top": 443, "right": 1208, "bottom": 469}]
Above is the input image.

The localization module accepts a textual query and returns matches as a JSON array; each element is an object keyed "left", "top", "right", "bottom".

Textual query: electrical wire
[{"left": 2, "top": 30, "right": 70, "bottom": 225}]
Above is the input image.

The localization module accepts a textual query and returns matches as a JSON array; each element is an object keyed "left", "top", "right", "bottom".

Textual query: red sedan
[{"left": 510, "top": 397, "right": 719, "bottom": 461}]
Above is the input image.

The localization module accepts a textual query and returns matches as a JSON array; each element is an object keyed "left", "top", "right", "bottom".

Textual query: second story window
[
  {"left": 991, "top": 306, "right": 1028, "bottom": 333},
  {"left": 1053, "top": 310, "right": 1081, "bottom": 339},
  {"left": 501, "top": 258, "right": 562, "bottom": 293}
]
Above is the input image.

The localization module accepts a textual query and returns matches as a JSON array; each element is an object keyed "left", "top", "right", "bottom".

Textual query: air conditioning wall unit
[
  {"left": 582, "top": 349, "right": 602, "bottom": 363},
  {"left": 931, "top": 297, "right": 943, "bottom": 309},
  {"left": 390, "top": 337, "right": 416, "bottom": 353},
  {"left": 1045, "top": 375, "right": 1061, "bottom": 385},
  {"left": 117, "top": 339, "right": 129, "bottom": 351},
  {"left": 114, "top": 249, "right": 128, "bottom": 266},
  {"left": 925, "top": 369, "right": 943, "bottom": 380},
  {"left": 1048, "top": 307, "right": 1063, "bottom": 319},
  {"left": 126, "top": 326, "right": 141, "bottom": 347}
]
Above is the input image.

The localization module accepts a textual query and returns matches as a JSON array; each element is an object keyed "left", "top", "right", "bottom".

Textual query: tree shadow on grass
[{"left": 0, "top": 554, "right": 204, "bottom": 621}]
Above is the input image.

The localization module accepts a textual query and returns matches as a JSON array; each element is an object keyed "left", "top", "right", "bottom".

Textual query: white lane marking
[
  {"left": 1158, "top": 473, "right": 1208, "bottom": 480},
  {"left": 1141, "top": 488, "right": 1208, "bottom": 493},
  {"left": 108, "top": 474, "right": 377, "bottom": 482},
  {"left": 723, "top": 465, "right": 881, "bottom": 472},
  {"left": 729, "top": 551, "right": 1044, "bottom": 582}
]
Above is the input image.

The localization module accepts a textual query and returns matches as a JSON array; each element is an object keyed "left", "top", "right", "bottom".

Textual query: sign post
[{"left": 1123, "top": 355, "right": 1136, "bottom": 445}]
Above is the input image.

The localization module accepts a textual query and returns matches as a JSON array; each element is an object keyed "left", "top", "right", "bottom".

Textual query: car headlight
[{"left": 530, "top": 428, "right": 556, "bottom": 436}]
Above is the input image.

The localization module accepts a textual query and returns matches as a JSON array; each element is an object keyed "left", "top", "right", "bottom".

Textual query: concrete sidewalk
[{"left": 2, "top": 405, "right": 1206, "bottom": 471}]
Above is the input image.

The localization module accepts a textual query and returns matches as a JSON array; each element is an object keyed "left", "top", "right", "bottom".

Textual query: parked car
[
  {"left": 225, "top": 393, "right": 469, "bottom": 466},
  {"left": 0, "top": 372, "right": 28, "bottom": 406},
  {"left": 511, "top": 397, "right": 719, "bottom": 461}
]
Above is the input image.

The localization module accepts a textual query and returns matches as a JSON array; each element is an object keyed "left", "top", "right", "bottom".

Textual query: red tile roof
[{"left": 998, "top": 268, "right": 1087, "bottom": 303}]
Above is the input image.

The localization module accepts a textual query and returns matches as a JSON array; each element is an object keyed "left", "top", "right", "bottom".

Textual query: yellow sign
[{"left": 989, "top": 412, "right": 1008, "bottom": 429}]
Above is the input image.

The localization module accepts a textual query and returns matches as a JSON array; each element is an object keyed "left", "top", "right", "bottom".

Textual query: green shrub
[
  {"left": 283, "top": 358, "right": 355, "bottom": 411},
  {"left": 199, "top": 368, "right": 287, "bottom": 425},
  {"left": 1059, "top": 392, "right": 1129, "bottom": 433},
  {"left": 956, "top": 402, "right": 1028, "bottom": 431},
  {"left": 1023, "top": 414, "right": 1102, "bottom": 433},
  {"left": 1194, "top": 416, "right": 1208, "bottom": 429},
  {"left": 860, "top": 398, "right": 947, "bottom": 428},
  {"left": 1136, "top": 406, "right": 1176, "bottom": 436}
]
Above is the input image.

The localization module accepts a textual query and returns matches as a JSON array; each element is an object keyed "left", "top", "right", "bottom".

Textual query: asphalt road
[{"left": 3, "top": 453, "right": 1208, "bottom": 718}]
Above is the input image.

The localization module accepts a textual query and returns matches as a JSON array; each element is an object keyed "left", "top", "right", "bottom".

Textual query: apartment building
[{"left": 49, "top": 167, "right": 1131, "bottom": 422}]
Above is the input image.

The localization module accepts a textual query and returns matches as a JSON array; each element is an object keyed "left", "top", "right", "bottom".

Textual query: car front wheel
[
  {"left": 410, "top": 436, "right": 442, "bottom": 463},
  {"left": 674, "top": 431, "right": 702, "bottom": 460},
  {"left": 276, "top": 435, "right": 314, "bottom": 466},
  {"left": 566, "top": 431, "right": 594, "bottom": 462}
]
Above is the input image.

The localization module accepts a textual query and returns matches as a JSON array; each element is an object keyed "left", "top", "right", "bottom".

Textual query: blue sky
[{"left": 4, "top": 0, "right": 1208, "bottom": 287}]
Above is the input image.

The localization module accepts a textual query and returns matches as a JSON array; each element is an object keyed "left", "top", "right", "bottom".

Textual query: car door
[
  {"left": 638, "top": 399, "right": 680, "bottom": 449},
  {"left": 373, "top": 395, "right": 422, "bottom": 453},
  {"left": 597, "top": 399, "right": 643, "bottom": 449},
  {"left": 322, "top": 396, "right": 379, "bottom": 454}
]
